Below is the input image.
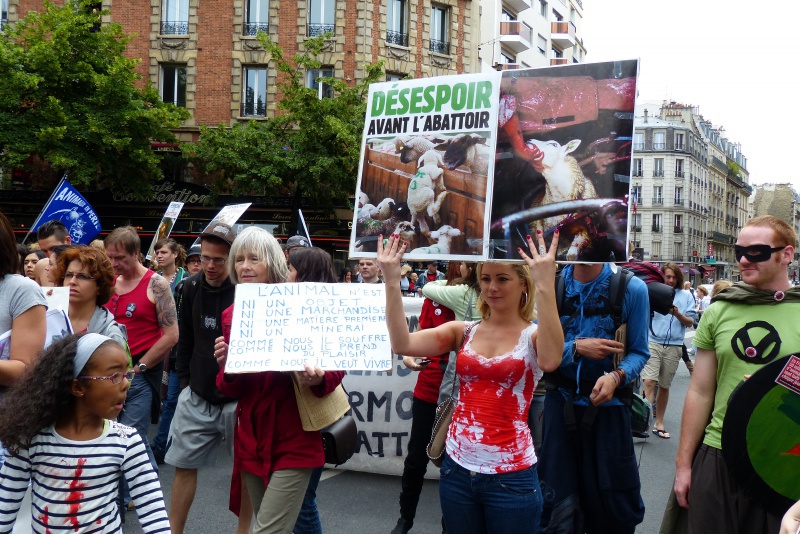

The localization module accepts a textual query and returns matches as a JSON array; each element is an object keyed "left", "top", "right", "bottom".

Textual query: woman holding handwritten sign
[
  {"left": 377, "top": 231, "right": 563, "bottom": 534},
  {"left": 214, "top": 227, "right": 344, "bottom": 534}
]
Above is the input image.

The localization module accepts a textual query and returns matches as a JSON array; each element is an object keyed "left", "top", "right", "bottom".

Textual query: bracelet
[
  {"left": 607, "top": 371, "right": 620, "bottom": 387},
  {"left": 572, "top": 339, "right": 580, "bottom": 359}
]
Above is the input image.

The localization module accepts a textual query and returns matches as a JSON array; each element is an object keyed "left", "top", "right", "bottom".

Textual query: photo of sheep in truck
[
  {"left": 489, "top": 59, "right": 639, "bottom": 263},
  {"left": 350, "top": 72, "right": 502, "bottom": 261}
]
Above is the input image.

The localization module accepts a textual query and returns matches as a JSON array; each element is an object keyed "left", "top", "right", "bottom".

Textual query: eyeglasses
[
  {"left": 78, "top": 370, "right": 135, "bottom": 384},
  {"left": 734, "top": 244, "right": 786, "bottom": 263},
  {"left": 187, "top": 257, "right": 202, "bottom": 264},
  {"left": 64, "top": 272, "right": 96, "bottom": 282},
  {"left": 200, "top": 255, "right": 227, "bottom": 266}
]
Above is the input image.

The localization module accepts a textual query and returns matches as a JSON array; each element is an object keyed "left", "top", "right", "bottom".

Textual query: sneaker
[{"left": 390, "top": 518, "right": 413, "bottom": 534}]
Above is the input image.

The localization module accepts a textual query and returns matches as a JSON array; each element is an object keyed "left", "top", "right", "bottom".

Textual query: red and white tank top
[{"left": 445, "top": 321, "right": 541, "bottom": 473}]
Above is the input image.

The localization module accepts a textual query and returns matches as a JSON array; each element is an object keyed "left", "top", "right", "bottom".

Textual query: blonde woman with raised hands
[{"left": 377, "top": 230, "right": 563, "bottom": 534}]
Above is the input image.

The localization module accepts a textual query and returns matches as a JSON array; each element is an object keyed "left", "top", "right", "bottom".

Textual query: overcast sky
[{"left": 581, "top": 1, "right": 800, "bottom": 190}]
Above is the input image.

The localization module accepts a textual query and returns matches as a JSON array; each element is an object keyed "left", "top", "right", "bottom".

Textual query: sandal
[{"left": 652, "top": 427, "right": 671, "bottom": 439}]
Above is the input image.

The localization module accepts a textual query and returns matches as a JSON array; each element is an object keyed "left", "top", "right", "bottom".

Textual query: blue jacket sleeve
[{"left": 618, "top": 276, "right": 651, "bottom": 385}]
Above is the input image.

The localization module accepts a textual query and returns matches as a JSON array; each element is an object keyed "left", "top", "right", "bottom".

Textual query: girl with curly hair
[{"left": 0, "top": 333, "right": 170, "bottom": 533}]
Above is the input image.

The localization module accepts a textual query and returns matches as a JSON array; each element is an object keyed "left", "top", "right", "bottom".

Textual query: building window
[
  {"left": 501, "top": 9, "right": 516, "bottom": 21},
  {"left": 675, "top": 159, "right": 684, "bottom": 178},
  {"left": 633, "top": 132, "right": 643, "bottom": 151},
  {"left": 386, "top": 72, "right": 405, "bottom": 81},
  {"left": 307, "top": 67, "right": 334, "bottom": 99},
  {"left": 161, "top": 0, "right": 189, "bottom": 35},
  {"left": 539, "top": 0, "right": 547, "bottom": 18},
  {"left": 675, "top": 132, "right": 684, "bottom": 151},
  {"left": 242, "top": 67, "right": 267, "bottom": 117},
  {"left": 653, "top": 131, "right": 665, "bottom": 150},
  {"left": 631, "top": 185, "right": 642, "bottom": 204},
  {"left": 551, "top": 46, "right": 563, "bottom": 59},
  {"left": 387, "top": 0, "right": 408, "bottom": 46},
  {"left": 2, "top": 0, "right": 9, "bottom": 30},
  {"left": 498, "top": 52, "right": 516, "bottom": 65},
  {"left": 244, "top": 0, "right": 269, "bottom": 35},
  {"left": 674, "top": 214, "right": 683, "bottom": 233},
  {"left": 430, "top": 5, "right": 449, "bottom": 54},
  {"left": 652, "top": 215, "right": 662, "bottom": 234},
  {"left": 652, "top": 240, "right": 661, "bottom": 257},
  {"left": 631, "top": 213, "right": 642, "bottom": 230},
  {"left": 160, "top": 64, "right": 186, "bottom": 107},
  {"left": 570, "top": 7, "right": 577, "bottom": 24},
  {"left": 674, "top": 186, "right": 683, "bottom": 206},
  {"left": 552, "top": 9, "right": 562, "bottom": 21},
  {"left": 653, "top": 186, "right": 663, "bottom": 205},
  {"left": 674, "top": 241, "right": 683, "bottom": 258},
  {"left": 654, "top": 158, "right": 664, "bottom": 177},
  {"left": 632, "top": 158, "right": 642, "bottom": 177},
  {"left": 537, "top": 34, "right": 546, "bottom": 56},
  {"left": 308, "top": 0, "right": 334, "bottom": 36}
]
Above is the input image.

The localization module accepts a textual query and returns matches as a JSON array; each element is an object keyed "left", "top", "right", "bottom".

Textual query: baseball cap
[
  {"left": 186, "top": 244, "right": 201, "bottom": 258},
  {"left": 200, "top": 222, "right": 236, "bottom": 246},
  {"left": 286, "top": 235, "right": 311, "bottom": 249}
]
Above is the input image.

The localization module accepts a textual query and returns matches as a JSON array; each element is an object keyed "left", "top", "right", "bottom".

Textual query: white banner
[{"left": 226, "top": 283, "right": 392, "bottom": 372}]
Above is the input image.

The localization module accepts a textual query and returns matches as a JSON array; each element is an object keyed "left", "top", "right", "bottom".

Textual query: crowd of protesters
[{"left": 1, "top": 211, "right": 798, "bottom": 534}]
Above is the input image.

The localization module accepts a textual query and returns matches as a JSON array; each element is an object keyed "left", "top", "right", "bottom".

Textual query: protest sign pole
[
  {"left": 22, "top": 172, "right": 68, "bottom": 245},
  {"left": 298, "top": 209, "right": 312, "bottom": 245}
]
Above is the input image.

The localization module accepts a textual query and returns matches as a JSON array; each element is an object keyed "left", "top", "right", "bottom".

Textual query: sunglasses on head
[{"left": 734, "top": 244, "right": 786, "bottom": 263}]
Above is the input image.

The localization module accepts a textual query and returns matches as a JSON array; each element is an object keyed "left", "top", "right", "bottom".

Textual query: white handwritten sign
[{"left": 226, "top": 283, "right": 391, "bottom": 372}]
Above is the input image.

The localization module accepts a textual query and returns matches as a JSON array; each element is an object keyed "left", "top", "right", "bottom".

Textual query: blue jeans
[
  {"left": 293, "top": 466, "right": 323, "bottom": 534},
  {"left": 119, "top": 373, "right": 158, "bottom": 506},
  {"left": 152, "top": 370, "right": 180, "bottom": 457},
  {"left": 439, "top": 455, "right": 542, "bottom": 534}
]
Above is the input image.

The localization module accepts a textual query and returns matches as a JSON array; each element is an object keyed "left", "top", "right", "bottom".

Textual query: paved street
[{"left": 13, "top": 334, "right": 696, "bottom": 534}]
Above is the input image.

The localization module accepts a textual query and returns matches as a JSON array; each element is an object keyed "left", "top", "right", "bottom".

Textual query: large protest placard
[
  {"left": 488, "top": 59, "right": 639, "bottom": 262},
  {"left": 349, "top": 72, "right": 502, "bottom": 261},
  {"left": 193, "top": 203, "right": 252, "bottom": 245},
  {"left": 145, "top": 201, "right": 184, "bottom": 260},
  {"left": 226, "top": 283, "right": 392, "bottom": 373}
]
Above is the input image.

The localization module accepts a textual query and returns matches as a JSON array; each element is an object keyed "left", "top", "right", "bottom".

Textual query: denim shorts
[{"left": 439, "top": 455, "right": 542, "bottom": 534}]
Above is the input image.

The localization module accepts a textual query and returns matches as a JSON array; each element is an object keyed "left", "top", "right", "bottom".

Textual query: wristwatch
[{"left": 137, "top": 362, "right": 148, "bottom": 374}]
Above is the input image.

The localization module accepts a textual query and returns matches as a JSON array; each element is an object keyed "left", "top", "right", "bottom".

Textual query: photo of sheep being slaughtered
[
  {"left": 489, "top": 59, "right": 639, "bottom": 263},
  {"left": 349, "top": 72, "right": 502, "bottom": 261}
]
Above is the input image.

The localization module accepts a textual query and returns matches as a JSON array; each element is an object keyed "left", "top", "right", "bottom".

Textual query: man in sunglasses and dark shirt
[{"left": 673, "top": 215, "right": 800, "bottom": 532}]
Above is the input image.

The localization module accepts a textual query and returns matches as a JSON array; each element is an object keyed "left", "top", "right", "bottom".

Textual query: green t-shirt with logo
[{"left": 693, "top": 299, "right": 800, "bottom": 449}]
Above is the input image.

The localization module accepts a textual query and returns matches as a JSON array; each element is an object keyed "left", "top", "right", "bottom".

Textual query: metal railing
[
  {"left": 653, "top": 142, "right": 666, "bottom": 150},
  {"left": 386, "top": 30, "right": 408, "bottom": 46},
  {"left": 243, "top": 22, "right": 269, "bottom": 36},
  {"left": 673, "top": 199, "right": 683, "bottom": 206},
  {"left": 499, "top": 20, "right": 533, "bottom": 43},
  {"left": 161, "top": 21, "right": 189, "bottom": 35},
  {"left": 652, "top": 225, "right": 661, "bottom": 233},
  {"left": 675, "top": 170, "right": 684, "bottom": 177},
  {"left": 633, "top": 143, "right": 644, "bottom": 151},
  {"left": 429, "top": 39, "right": 450, "bottom": 54},
  {"left": 241, "top": 101, "right": 266, "bottom": 117},
  {"left": 674, "top": 226, "right": 683, "bottom": 233},
  {"left": 653, "top": 170, "right": 664, "bottom": 177},
  {"left": 307, "top": 23, "right": 334, "bottom": 37},
  {"left": 652, "top": 197, "right": 663, "bottom": 204}
]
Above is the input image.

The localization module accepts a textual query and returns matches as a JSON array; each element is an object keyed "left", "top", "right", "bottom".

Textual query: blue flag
[{"left": 33, "top": 180, "right": 102, "bottom": 244}]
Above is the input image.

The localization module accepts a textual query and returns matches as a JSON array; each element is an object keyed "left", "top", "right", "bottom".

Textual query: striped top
[{"left": 0, "top": 421, "right": 169, "bottom": 533}]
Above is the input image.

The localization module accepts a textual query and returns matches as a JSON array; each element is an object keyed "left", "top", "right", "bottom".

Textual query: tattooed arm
[{"left": 138, "top": 274, "right": 179, "bottom": 370}]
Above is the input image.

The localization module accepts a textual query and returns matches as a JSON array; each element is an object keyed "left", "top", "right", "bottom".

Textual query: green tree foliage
[
  {"left": 189, "top": 34, "right": 384, "bottom": 211},
  {"left": 0, "top": 0, "right": 189, "bottom": 191}
]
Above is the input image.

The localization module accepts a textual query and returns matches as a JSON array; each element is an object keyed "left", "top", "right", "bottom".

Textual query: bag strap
[{"left": 449, "top": 321, "right": 480, "bottom": 398}]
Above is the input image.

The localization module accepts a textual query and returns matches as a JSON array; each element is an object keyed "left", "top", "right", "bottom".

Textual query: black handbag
[{"left": 321, "top": 414, "right": 358, "bottom": 465}]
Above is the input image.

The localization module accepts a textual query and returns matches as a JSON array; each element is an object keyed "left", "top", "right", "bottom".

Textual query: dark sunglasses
[{"left": 734, "top": 244, "right": 786, "bottom": 263}]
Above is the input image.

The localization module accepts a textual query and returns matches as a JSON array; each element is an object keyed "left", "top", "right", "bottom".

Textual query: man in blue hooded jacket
[{"left": 538, "top": 263, "right": 650, "bottom": 534}]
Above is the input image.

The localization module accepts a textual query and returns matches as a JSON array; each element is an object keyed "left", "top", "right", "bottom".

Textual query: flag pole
[
  {"left": 298, "top": 209, "right": 312, "bottom": 245},
  {"left": 21, "top": 171, "right": 69, "bottom": 245}
]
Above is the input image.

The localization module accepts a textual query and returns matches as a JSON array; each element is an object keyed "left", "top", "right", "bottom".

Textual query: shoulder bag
[{"left": 426, "top": 321, "right": 479, "bottom": 467}]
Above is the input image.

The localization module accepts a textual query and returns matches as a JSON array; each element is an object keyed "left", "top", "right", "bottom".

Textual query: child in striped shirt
[{"left": 0, "top": 333, "right": 169, "bottom": 533}]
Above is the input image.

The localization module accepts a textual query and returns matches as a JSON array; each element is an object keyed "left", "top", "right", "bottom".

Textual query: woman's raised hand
[
  {"left": 376, "top": 233, "right": 408, "bottom": 283},
  {"left": 518, "top": 229, "right": 559, "bottom": 286}
]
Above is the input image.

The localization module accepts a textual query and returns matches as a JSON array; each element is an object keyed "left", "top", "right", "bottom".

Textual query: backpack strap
[{"left": 608, "top": 268, "right": 633, "bottom": 332}]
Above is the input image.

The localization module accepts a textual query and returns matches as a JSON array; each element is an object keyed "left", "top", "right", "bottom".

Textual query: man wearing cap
[
  {"left": 166, "top": 222, "right": 245, "bottom": 534},
  {"left": 104, "top": 226, "right": 179, "bottom": 511},
  {"left": 184, "top": 243, "right": 202, "bottom": 276},
  {"left": 415, "top": 261, "right": 445, "bottom": 294},
  {"left": 284, "top": 235, "right": 311, "bottom": 261}
]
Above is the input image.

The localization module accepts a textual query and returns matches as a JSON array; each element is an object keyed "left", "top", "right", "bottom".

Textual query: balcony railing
[
  {"left": 673, "top": 199, "right": 683, "bottom": 206},
  {"left": 675, "top": 144, "right": 684, "bottom": 151},
  {"left": 307, "top": 23, "right": 335, "bottom": 37},
  {"left": 241, "top": 101, "right": 266, "bottom": 117},
  {"left": 161, "top": 21, "right": 189, "bottom": 35},
  {"left": 675, "top": 170, "right": 684, "bottom": 178},
  {"left": 550, "top": 58, "right": 568, "bottom": 66},
  {"left": 652, "top": 225, "right": 662, "bottom": 233},
  {"left": 243, "top": 22, "right": 269, "bottom": 36},
  {"left": 633, "top": 143, "right": 644, "bottom": 151},
  {"left": 653, "top": 142, "right": 666, "bottom": 150},
  {"left": 429, "top": 39, "right": 450, "bottom": 55},
  {"left": 652, "top": 197, "right": 663, "bottom": 205},
  {"left": 495, "top": 63, "right": 523, "bottom": 71},
  {"left": 499, "top": 21, "right": 533, "bottom": 53},
  {"left": 550, "top": 21, "right": 576, "bottom": 47},
  {"left": 632, "top": 170, "right": 642, "bottom": 177},
  {"left": 631, "top": 225, "right": 642, "bottom": 232},
  {"left": 654, "top": 170, "right": 664, "bottom": 177},
  {"left": 386, "top": 30, "right": 408, "bottom": 47},
  {"left": 674, "top": 226, "right": 684, "bottom": 234}
]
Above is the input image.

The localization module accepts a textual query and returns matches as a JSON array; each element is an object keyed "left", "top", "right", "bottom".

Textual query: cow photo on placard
[
  {"left": 488, "top": 59, "right": 639, "bottom": 263},
  {"left": 349, "top": 73, "right": 502, "bottom": 261}
]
